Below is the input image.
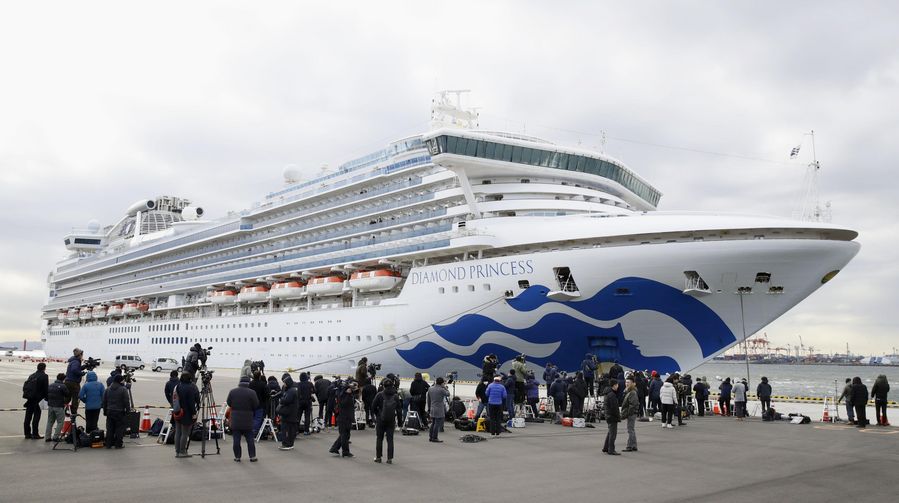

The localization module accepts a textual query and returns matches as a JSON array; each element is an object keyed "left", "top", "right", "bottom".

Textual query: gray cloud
[{"left": 1, "top": 1, "right": 897, "bottom": 355}]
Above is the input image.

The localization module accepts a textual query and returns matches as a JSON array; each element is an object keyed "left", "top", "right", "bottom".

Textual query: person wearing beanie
[
  {"left": 102, "top": 373, "right": 131, "bottom": 448},
  {"left": 227, "top": 376, "right": 260, "bottom": 462},
  {"left": 757, "top": 377, "right": 772, "bottom": 414},
  {"left": 278, "top": 374, "right": 299, "bottom": 450}
]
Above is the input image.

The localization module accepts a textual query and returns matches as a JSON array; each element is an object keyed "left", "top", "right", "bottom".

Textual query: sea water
[{"left": 688, "top": 362, "right": 893, "bottom": 398}]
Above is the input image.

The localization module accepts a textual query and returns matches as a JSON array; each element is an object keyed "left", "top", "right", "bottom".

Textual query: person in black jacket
[
  {"left": 278, "top": 374, "right": 299, "bottom": 450},
  {"left": 173, "top": 373, "right": 200, "bottom": 458},
  {"left": 409, "top": 373, "right": 430, "bottom": 428},
  {"left": 602, "top": 381, "right": 621, "bottom": 455},
  {"left": 45, "top": 373, "right": 70, "bottom": 442},
  {"left": 871, "top": 375, "right": 890, "bottom": 426},
  {"left": 329, "top": 381, "right": 358, "bottom": 457},
  {"left": 297, "top": 372, "right": 315, "bottom": 435},
  {"left": 164, "top": 370, "right": 179, "bottom": 406},
  {"left": 23, "top": 362, "right": 49, "bottom": 439},
  {"left": 850, "top": 376, "right": 869, "bottom": 428},
  {"left": 474, "top": 379, "right": 488, "bottom": 420},
  {"left": 481, "top": 354, "right": 498, "bottom": 380},
  {"left": 569, "top": 373, "right": 588, "bottom": 417},
  {"left": 371, "top": 378, "right": 399, "bottom": 463},
  {"left": 102, "top": 375, "right": 131, "bottom": 448},
  {"left": 757, "top": 376, "right": 772, "bottom": 414},
  {"left": 227, "top": 376, "right": 260, "bottom": 462},
  {"left": 549, "top": 376, "right": 568, "bottom": 414},
  {"left": 314, "top": 375, "right": 331, "bottom": 422},
  {"left": 249, "top": 372, "right": 269, "bottom": 436},
  {"left": 361, "top": 379, "right": 377, "bottom": 427}
]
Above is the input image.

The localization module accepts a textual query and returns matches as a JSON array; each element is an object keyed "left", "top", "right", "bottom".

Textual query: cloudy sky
[{"left": 1, "top": 1, "right": 896, "bottom": 355}]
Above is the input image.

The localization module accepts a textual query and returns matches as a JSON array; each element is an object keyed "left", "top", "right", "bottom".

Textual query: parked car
[
  {"left": 151, "top": 357, "right": 181, "bottom": 373},
  {"left": 114, "top": 354, "right": 145, "bottom": 370}
]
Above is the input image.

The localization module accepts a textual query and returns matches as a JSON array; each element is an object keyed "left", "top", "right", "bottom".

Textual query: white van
[
  {"left": 114, "top": 354, "right": 145, "bottom": 370},
  {"left": 151, "top": 357, "right": 181, "bottom": 372}
]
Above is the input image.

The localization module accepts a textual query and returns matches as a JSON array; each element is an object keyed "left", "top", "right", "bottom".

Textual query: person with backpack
[
  {"left": 297, "top": 372, "right": 315, "bottom": 436},
  {"left": 45, "top": 373, "right": 70, "bottom": 442},
  {"left": 409, "top": 373, "right": 430, "bottom": 429},
  {"left": 580, "top": 353, "right": 597, "bottom": 397},
  {"left": 172, "top": 372, "right": 200, "bottom": 458},
  {"left": 278, "top": 373, "right": 299, "bottom": 450},
  {"left": 371, "top": 378, "right": 399, "bottom": 464},
  {"left": 486, "top": 375, "right": 507, "bottom": 436},
  {"left": 227, "top": 376, "right": 260, "bottom": 462},
  {"left": 78, "top": 371, "right": 105, "bottom": 432},
  {"left": 329, "top": 380, "right": 358, "bottom": 457},
  {"left": 23, "top": 362, "right": 49, "bottom": 439}
]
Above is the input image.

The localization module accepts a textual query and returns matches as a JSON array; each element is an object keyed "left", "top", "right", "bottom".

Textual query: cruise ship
[{"left": 41, "top": 93, "right": 860, "bottom": 380}]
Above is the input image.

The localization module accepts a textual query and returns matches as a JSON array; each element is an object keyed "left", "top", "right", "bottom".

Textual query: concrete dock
[{"left": 1, "top": 360, "right": 896, "bottom": 503}]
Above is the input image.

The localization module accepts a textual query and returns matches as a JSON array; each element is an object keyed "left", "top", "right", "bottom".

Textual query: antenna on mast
[
  {"left": 430, "top": 90, "right": 479, "bottom": 129},
  {"left": 797, "top": 130, "right": 831, "bottom": 222}
]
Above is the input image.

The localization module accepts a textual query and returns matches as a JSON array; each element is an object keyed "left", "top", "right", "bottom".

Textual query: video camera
[
  {"left": 445, "top": 371, "right": 459, "bottom": 384},
  {"left": 199, "top": 368, "right": 214, "bottom": 386},
  {"left": 367, "top": 362, "right": 381, "bottom": 378},
  {"left": 83, "top": 357, "right": 102, "bottom": 371},
  {"left": 120, "top": 365, "right": 137, "bottom": 384}
]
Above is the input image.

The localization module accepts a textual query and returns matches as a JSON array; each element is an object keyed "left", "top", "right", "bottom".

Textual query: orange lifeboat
[
  {"left": 270, "top": 280, "right": 306, "bottom": 300},
  {"left": 107, "top": 304, "right": 124, "bottom": 317},
  {"left": 306, "top": 275, "right": 345, "bottom": 296},
  {"left": 78, "top": 306, "right": 93, "bottom": 320},
  {"left": 238, "top": 284, "right": 270, "bottom": 303},
  {"left": 349, "top": 269, "right": 403, "bottom": 292},
  {"left": 122, "top": 301, "right": 141, "bottom": 316},
  {"left": 137, "top": 302, "right": 150, "bottom": 313},
  {"left": 66, "top": 308, "right": 80, "bottom": 322},
  {"left": 92, "top": 305, "right": 108, "bottom": 319},
  {"left": 210, "top": 290, "right": 238, "bottom": 305}
]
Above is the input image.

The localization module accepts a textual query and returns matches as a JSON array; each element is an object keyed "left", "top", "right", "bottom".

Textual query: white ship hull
[{"left": 42, "top": 232, "right": 858, "bottom": 380}]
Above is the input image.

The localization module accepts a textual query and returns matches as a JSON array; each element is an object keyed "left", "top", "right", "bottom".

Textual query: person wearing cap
[
  {"left": 227, "top": 376, "right": 260, "bottom": 462},
  {"left": 485, "top": 375, "right": 507, "bottom": 436},
  {"left": 102, "top": 374, "right": 131, "bottom": 448},
  {"left": 64, "top": 348, "right": 87, "bottom": 415},
  {"left": 757, "top": 377, "right": 772, "bottom": 415}
]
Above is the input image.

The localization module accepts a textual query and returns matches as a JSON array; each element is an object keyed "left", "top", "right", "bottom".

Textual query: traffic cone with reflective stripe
[
  {"left": 822, "top": 409, "right": 831, "bottom": 423},
  {"left": 713, "top": 403, "right": 721, "bottom": 415},
  {"left": 140, "top": 406, "right": 152, "bottom": 432}
]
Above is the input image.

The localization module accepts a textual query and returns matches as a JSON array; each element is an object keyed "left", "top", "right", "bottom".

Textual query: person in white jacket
[{"left": 659, "top": 378, "right": 678, "bottom": 428}]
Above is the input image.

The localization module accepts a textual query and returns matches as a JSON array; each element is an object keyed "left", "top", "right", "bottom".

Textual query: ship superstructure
[{"left": 41, "top": 96, "right": 860, "bottom": 378}]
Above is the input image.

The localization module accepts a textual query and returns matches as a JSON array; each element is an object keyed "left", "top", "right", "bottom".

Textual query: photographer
[
  {"left": 249, "top": 371, "right": 269, "bottom": 437},
  {"left": 361, "top": 378, "right": 377, "bottom": 427},
  {"left": 240, "top": 359, "right": 253, "bottom": 381},
  {"left": 511, "top": 355, "right": 528, "bottom": 404},
  {"left": 371, "top": 378, "right": 399, "bottom": 464},
  {"left": 426, "top": 377, "right": 450, "bottom": 443},
  {"left": 297, "top": 373, "right": 315, "bottom": 436},
  {"left": 22, "top": 362, "right": 49, "bottom": 440},
  {"left": 45, "top": 373, "right": 70, "bottom": 442},
  {"left": 164, "top": 370, "right": 179, "bottom": 407},
  {"left": 481, "top": 354, "right": 498, "bottom": 380},
  {"left": 64, "top": 348, "right": 87, "bottom": 414},
  {"left": 102, "top": 375, "right": 130, "bottom": 448},
  {"left": 328, "top": 380, "right": 357, "bottom": 458},
  {"left": 525, "top": 372, "right": 540, "bottom": 417},
  {"left": 183, "top": 343, "right": 206, "bottom": 379},
  {"left": 355, "top": 357, "right": 369, "bottom": 385},
  {"left": 227, "top": 376, "right": 260, "bottom": 462},
  {"left": 278, "top": 373, "right": 299, "bottom": 450},
  {"left": 549, "top": 374, "right": 568, "bottom": 415},
  {"left": 173, "top": 372, "right": 200, "bottom": 458},
  {"left": 78, "top": 371, "right": 105, "bottom": 433},
  {"left": 580, "top": 353, "right": 597, "bottom": 397},
  {"left": 569, "top": 372, "right": 587, "bottom": 418},
  {"left": 314, "top": 375, "right": 331, "bottom": 423},
  {"left": 409, "top": 372, "right": 430, "bottom": 429}
]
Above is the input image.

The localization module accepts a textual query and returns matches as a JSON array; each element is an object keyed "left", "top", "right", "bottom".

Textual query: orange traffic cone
[
  {"left": 60, "top": 407, "right": 73, "bottom": 438},
  {"left": 822, "top": 410, "right": 831, "bottom": 423},
  {"left": 140, "top": 406, "right": 152, "bottom": 432},
  {"left": 713, "top": 403, "right": 721, "bottom": 415},
  {"left": 466, "top": 406, "right": 475, "bottom": 419}
]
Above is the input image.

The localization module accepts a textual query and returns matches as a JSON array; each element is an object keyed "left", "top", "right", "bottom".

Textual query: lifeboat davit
[
  {"left": 122, "top": 302, "right": 141, "bottom": 316},
  {"left": 66, "top": 309, "right": 80, "bottom": 321},
  {"left": 57, "top": 311, "right": 67, "bottom": 322},
  {"left": 238, "top": 285, "right": 270, "bottom": 303},
  {"left": 349, "top": 269, "right": 403, "bottom": 292},
  {"left": 78, "top": 306, "right": 93, "bottom": 320},
  {"left": 306, "top": 276, "right": 345, "bottom": 296},
  {"left": 92, "top": 305, "right": 107, "bottom": 319},
  {"left": 210, "top": 290, "right": 239, "bottom": 305},
  {"left": 107, "top": 304, "right": 124, "bottom": 317},
  {"left": 270, "top": 280, "right": 306, "bottom": 299}
]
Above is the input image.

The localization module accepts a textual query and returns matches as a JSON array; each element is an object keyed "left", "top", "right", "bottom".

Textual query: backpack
[
  {"left": 148, "top": 418, "right": 164, "bottom": 436},
  {"left": 171, "top": 386, "right": 184, "bottom": 420},
  {"left": 22, "top": 373, "right": 39, "bottom": 400},
  {"left": 380, "top": 394, "right": 398, "bottom": 424}
]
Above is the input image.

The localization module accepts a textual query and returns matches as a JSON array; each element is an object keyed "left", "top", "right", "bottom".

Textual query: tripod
[
  {"left": 52, "top": 405, "right": 84, "bottom": 452},
  {"left": 186, "top": 372, "right": 221, "bottom": 458}
]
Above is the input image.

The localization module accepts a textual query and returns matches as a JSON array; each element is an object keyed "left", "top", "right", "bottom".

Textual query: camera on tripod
[
  {"left": 121, "top": 365, "right": 137, "bottom": 384},
  {"left": 367, "top": 362, "right": 381, "bottom": 378},
  {"left": 250, "top": 360, "right": 265, "bottom": 374},
  {"left": 83, "top": 357, "right": 102, "bottom": 371},
  {"left": 200, "top": 369, "right": 214, "bottom": 386},
  {"left": 445, "top": 371, "right": 459, "bottom": 384}
]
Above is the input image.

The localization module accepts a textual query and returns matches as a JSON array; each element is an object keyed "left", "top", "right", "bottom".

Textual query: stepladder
[{"left": 157, "top": 409, "right": 173, "bottom": 445}]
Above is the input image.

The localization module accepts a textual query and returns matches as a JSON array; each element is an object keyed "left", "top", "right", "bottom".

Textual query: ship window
[
  {"left": 483, "top": 284, "right": 491, "bottom": 291},
  {"left": 438, "top": 287, "right": 445, "bottom": 294},
  {"left": 318, "top": 336, "right": 322, "bottom": 341},
  {"left": 452, "top": 286, "right": 459, "bottom": 293},
  {"left": 468, "top": 285, "right": 475, "bottom": 292},
  {"left": 378, "top": 336, "right": 383, "bottom": 341},
  {"left": 366, "top": 336, "right": 372, "bottom": 341},
  {"left": 755, "top": 272, "right": 771, "bottom": 283},
  {"left": 518, "top": 280, "right": 530, "bottom": 289}
]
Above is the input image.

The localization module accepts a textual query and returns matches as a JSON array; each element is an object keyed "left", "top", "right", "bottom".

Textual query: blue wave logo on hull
[{"left": 397, "top": 277, "right": 736, "bottom": 374}]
